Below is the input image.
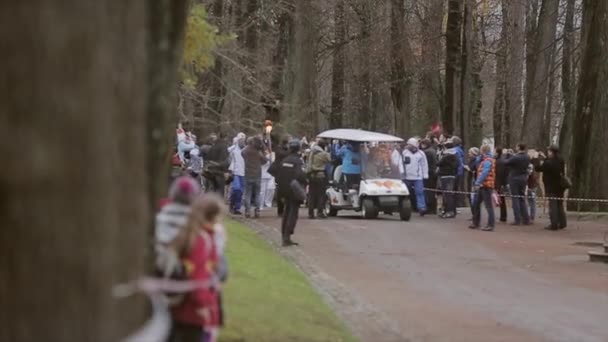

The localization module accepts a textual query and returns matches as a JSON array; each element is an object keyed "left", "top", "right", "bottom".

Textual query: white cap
[{"left": 407, "top": 138, "right": 418, "bottom": 146}]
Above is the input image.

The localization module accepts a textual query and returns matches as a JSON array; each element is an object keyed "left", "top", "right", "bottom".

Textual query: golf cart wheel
[
  {"left": 362, "top": 198, "right": 379, "bottom": 219},
  {"left": 326, "top": 202, "right": 338, "bottom": 217},
  {"left": 399, "top": 198, "right": 412, "bottom": 221}
]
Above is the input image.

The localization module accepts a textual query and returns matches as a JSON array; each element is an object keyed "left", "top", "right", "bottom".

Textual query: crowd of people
[
  {"left": 159, "top": 123, "right": 571, "bottom": 341},
  {"left": 174, "top": 123, "right": 570, "bottom": 244}
]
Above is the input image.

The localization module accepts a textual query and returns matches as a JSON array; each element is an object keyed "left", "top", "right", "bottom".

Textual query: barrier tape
[{"left": 423, "top": 187, "right": 608, "bottom": 204}]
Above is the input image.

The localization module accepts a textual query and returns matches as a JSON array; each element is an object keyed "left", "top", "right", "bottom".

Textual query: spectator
[
  {"left": 155, "top": 177, "right": 200, "bottom": 279},
  {"left": 535, "top": 145, "right": 567, "bottom": 230},
  {"left": 307, "top": 139, "right": 332, "bottom": 219},
  {"left": 228, "top": 133, "right": 246, "bottom": 215},
  {"left": 335, "top": 141, "right": 362, "bottom": 189},
  {"left": 470, "top": 144, "right": 496, "bottom": 231},
  {"left": 464, "top": 147, "right": 481, "bottom": 215},
  {"left": 420, "top": 138, "right": 438, "bottom": 215},
  {"left": 403, "top": 137, "right": 429, "bottom": 215},
  {"left": 452, "top": 136, "right": 466, "bottom": 207},
  {"left": 206, "top": 133, "right": 230, "bottom": 198},
  {"left": 494, "top": 147, "right": 509, "bottom": 222},
  {"left": 437, "top": 141, "right": 459, "bottom": 218},
  {"left": 169, "top": 194, "right": 224, "bottom": 342},
  {"left": 188, "top": 147, "right": 203, "bottom": 186},
  {"left": 505, "top": 143, "right": 531, "bottom": 226},
  {"left": 260, "top": 148, "right": 276, "bottom": 210},
  {"left": 178, "top": 133, "right": 196, "bottom": 165},
  {"left": 526, "top": 159, "right": 538, "bottom": 224},
  {"left": 241, "top": 136, "right": 267, "bottom": 218}
]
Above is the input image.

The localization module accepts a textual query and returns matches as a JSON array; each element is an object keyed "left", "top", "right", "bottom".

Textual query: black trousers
[
  {"left": 424, "top": 175, "right": 438, "bottom": 214},
  {"left": 277, "top": 191, "right": 285, "bottom": 216},
  {"left": 548, "top": 191, "right": 567, "bottom": 229},
  {"left": 169, "top": 322, "right": 201, "bottom": 342},
  {"left": 498, "top": 186, "right": 508, "bottom": 222},
  {"left": 281, "top": 199, "right": 300, "bottom": 242},
  {"left": 207, "top": 174, "right": 225, "bottom": 198},
  {"left": 308, "top": 177, "right": 327, "bottom": 217}
]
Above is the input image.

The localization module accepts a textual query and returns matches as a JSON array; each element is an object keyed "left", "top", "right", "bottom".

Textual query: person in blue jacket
[
  {"left": 452, "top": 136, "right": 466, "bottom": 208},
  {"left": 334, "top": 141, "right": 362, "bottom": 189}
]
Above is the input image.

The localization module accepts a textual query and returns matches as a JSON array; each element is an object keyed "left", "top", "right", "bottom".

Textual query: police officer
[
  {"left": 273, "top": 139, "right": 307, "bottom": 246},
  {"left": 307, "top": 139, "right": 332, "bottom": 219}
]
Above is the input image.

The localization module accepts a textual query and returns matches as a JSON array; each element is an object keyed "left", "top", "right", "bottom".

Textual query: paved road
[{"left": 247, "top": 209, "right": 608, "bottom": 342}]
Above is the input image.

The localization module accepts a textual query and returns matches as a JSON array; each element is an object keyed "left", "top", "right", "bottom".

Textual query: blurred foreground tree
[{"left": 0, "top": 0, "right": 203, "bottom": 340}]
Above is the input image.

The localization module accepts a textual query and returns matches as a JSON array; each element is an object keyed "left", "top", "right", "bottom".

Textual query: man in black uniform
[
  {"left": 271, "top": 139, "right": 307, "bottom": 246},
  {"left": 272, "top": 136, "right": 291, "bottom": 216}
]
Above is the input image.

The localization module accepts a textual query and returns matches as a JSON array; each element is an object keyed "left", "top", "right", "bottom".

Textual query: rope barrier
[{"left": 423, "top": 187, "right": 608, "bottom": 204}]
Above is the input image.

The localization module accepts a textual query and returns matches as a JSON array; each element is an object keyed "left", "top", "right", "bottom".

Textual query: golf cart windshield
[
  {"left": 362, "top": 144, "right": 401, "bottom": 180},
  {"left": 317, "top": 129, "right": 403, "bottom": 180}
]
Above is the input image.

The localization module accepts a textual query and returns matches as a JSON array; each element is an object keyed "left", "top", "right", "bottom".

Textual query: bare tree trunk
[
  {"left": 418, "top": 0, "right": 444, "bottom": 130},
  {"left": 330, "top": 0, "right": 346, "bottom": 129},
  {"left": 459, "top": 0, "right": 474, "bottom": 146},
  {"left": 0, "top": 0, "right": 187, "bottom": 339},
  {"left": 390, "top": 0, "right": 413, "bottom": 136},
  {"left": 559, "top": 0, "right": 576, "bottom": 159},
  {"left": 524, "top": 0, "right": 539, "bottom": 113},
  {"left": 503, "top": 0, "right": 525, "bottom": 144},
  {"left": 444, "top": 0, "right": 463, "bottom": 135},
  {"left": 569, "top": 0, "right": 608, "bottom": 210},
  {"left": 293, "top": 0, "right": 318, "bottom": 134},
  {"left": 493, "top": 7, "right": 508, "bottom": 147},
  {"left": 266, "top": 0, "right": 294, "bottom": 124},
  {"left": 522, "top": 0, "right": 558, "bottom": 147},
  {"left": 357, "top": 1, "right": 373, "bottom": 130}
]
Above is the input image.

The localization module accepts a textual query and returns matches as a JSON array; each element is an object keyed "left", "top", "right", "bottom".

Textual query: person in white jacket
[
  {"left": 402, "top": 137, "right": 429, "bottom": 215},
  {"left": 228, "top": 133, "right": 246, "bottom": 214}
]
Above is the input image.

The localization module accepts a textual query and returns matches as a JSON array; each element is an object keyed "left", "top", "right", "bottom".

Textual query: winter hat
[
  {"left": 469, "top": 147, "right": 480, "bottom": 156},
  {"left": 407, "top": 138, "right": 418, "bottom": 146},
  {"left": 168, "top": 176, "right": 200, "bottom": 205},
  {"left": 452, "top": 136, "right": 462, "bottom": 146}
]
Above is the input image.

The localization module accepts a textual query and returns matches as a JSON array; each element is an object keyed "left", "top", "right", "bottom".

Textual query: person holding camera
[{"left": 535, "top": 145, "right": 568, "bottom": 230}]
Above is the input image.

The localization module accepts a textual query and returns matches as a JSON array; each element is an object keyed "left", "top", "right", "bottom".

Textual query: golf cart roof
[{"left": 317, "top": 129, "right": 403, "bottom": 143}]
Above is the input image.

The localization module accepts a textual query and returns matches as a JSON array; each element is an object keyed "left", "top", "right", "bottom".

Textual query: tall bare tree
[
  {"left": 390, "top": 0, "right": 413, "bottom": 136},
  {"left": 330, "top": 0, "right": 346, "bottom": 129},
  {"left": 569, "top": 0, "right": 608, "bottom": 209},
  {"left": 444, "top": 0, "right": 463, "bottom": 135},
  {"left": 522, "top": 0, "right": 559, "bottom": 147}
]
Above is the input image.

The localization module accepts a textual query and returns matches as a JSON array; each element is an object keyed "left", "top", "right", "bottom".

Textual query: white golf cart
[{"left": 319, "top": 129, "right": 412, "bottom": 221}]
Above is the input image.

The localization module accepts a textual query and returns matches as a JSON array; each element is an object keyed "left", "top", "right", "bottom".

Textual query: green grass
[{"left": 220, "top": 220, "right": 357, "bottom": 342}]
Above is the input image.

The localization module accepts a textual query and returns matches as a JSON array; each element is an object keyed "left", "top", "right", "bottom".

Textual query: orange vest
[{"left": 476, "top": 156, "right": 496, "bottom": 188}]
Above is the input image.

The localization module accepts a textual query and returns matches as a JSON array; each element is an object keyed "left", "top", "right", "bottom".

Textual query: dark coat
[
  {"left": 535, "top": 157, "right": 565, "bottom": 195},
  {"left": 495, "top": 156, "right": 509, "bottom": 189},
  {"left": 206, "top": 140, "right": 229, "bottom": 173},
  {"left": 505, "top": 152, "right": 530, "bottom": 181},
  {"left": 275, "top": 153, "right": 308, "bottom": 200},
  {"left": 437, "top": 153, "right": 459, "bottom": 177},
  {"left": 423, "top": 147, "right": 438, "bottom": 177}
]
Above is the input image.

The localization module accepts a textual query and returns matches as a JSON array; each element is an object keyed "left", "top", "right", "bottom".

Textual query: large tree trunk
[
  {"left": 459, "top": 0, "right": 474, "bottom": 146},
  {"left": 444, "top": 0, "right": 463, "bottom": 135},
  {"left": 390, "top": 0, "right": 413, "bottom": 136},
  {"left": 503, "top": 0, "right": 525, "bottom": 145},
  {"left": 357, "top": 0, "right": 373, "bottom": 130},
  {"left": 293, "top": 0, "right": 318, "bottom": 135},
  {"left": 266, "top": 1, "right": 294, "bottom": 124},
  {"left": 522, "top": 0, "right": 558, "bottom": 147},
  {"left": 569, "top": 0, "right": 608, "bottom": 210},
  {"left": 558, "top": 0, "right": 577, "bottom": 159},
  {"left": 418, "top": 0, "right": 444, "bottom": 131},
  {"left": 330, "top": 0, "right": 346, "bottom": 129},
  {"left": 0, "top": 0, "right": 187, "bottom": 339}
]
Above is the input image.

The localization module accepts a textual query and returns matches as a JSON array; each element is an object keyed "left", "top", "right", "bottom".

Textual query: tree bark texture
[
  {"left": 522, "top": 0, "right": 558, "bottom": 147},
  {"left": 330, "top": 0, "right": 346, "bottom": 129},
  {"left": 444, "top": 0, "right": 463, "bottom": 135},
  {"left": 569, "top": 0, "right": 608, "bottom": 210},
  {"left": 559, "top": 0, "right": 577, "bottom": 159},
  {"left": 0, "top": 0, "right": 175, "bottom": 340},
  {"left": 418, "top": 0, "right": 444, "bottom": 131},
  {"left": 503, "top": 0, "right": 525, "bottom": 145},
  {"left": 390, "top": 0, "right": 413, "bottom": 136}
]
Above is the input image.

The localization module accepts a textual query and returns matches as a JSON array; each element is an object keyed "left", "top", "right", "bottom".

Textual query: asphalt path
[{"left": 245, "top": 209, "right": 608, "bottom": 342}]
